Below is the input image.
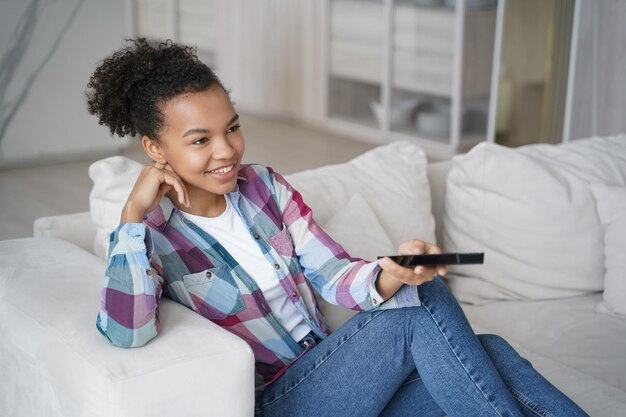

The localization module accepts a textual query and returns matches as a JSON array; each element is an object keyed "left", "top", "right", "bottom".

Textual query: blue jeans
[{"left": 254, "top": 277, "right": 589, "bottom": 417}]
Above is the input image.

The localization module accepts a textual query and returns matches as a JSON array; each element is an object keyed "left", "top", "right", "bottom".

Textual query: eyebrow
[{"left": 182, "top": 114, "right": 240, "bottom": 138}]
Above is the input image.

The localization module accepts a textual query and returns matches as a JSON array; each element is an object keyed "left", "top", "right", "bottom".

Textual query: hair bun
[{"left": 86, "top": 37, "right": 222, "bottom": 140}]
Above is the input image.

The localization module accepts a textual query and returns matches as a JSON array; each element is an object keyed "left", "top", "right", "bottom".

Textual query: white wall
[
  {"left": 568, "top": 0, "right": 626, "bottom": 140},
  {"left": 0, "top": 0, "right": 132, "bottom": 169},
  {"left": 215, "top": 0, "right": 325, "bottom": 124},
  {"left": 135, "top": 0, "right": 326, "bottom": 125}
]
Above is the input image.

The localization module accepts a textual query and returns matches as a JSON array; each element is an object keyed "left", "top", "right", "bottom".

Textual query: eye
[
  {"left": 227, "top": 124, "right": 241, "bottom": 134},
  {"left": 193, "top": 137, "right": 208, "bottom": 145}
]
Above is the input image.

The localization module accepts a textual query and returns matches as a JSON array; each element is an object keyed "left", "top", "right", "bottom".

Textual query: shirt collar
[{"left": 145, "top": 169, "right": 248, "bottom": 232}]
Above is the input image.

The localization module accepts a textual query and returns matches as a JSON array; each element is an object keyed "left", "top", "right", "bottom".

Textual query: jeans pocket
[{"left": 182, "top": 265, "right": 246, "bottom": 320}]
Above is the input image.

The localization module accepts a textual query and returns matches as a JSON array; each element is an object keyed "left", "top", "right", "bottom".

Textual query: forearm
[
  {"left": 121, "top": 200, "right": 146, "bottom": 223},
  {"left": 375, "top": 269, "right": 405, "bottom": 302}
]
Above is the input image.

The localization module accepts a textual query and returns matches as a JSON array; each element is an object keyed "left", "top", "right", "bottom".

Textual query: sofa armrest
[
  {"left": 33, "top": 211, "right": 96, "bottom": 254},
  {"left": 0, "top": 237, "right": 256, "bottom": 417}
]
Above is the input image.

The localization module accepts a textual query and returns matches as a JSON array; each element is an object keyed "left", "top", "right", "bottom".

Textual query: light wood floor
[{"left": 0, "top": 114, "right": 382, "bottom": 240}]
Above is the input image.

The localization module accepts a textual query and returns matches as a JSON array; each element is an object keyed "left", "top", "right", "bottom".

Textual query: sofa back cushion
[
  {"left": 88, "top": 156, "right": 143, "bottom": 259},
  {"left": 591, "top": 183, "right": 626, "bottom": 317},
  {"left": 286, "top": 140, "right": 435, "bottom": 250},
  {"left": 443, "top": 135, "right": 626, "bottom": 304},
  {"left": 315, "top": 192, "right": 395, "bottom": 330}
]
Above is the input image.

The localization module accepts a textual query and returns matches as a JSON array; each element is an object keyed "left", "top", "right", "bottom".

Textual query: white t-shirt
[{"left": 180, "top": 196, "right": 312, "bottom": 342}]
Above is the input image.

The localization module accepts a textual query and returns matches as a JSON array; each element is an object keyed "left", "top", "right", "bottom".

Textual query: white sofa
[{"left": 1, "top": 139, "right": 625, "bottom": 416}]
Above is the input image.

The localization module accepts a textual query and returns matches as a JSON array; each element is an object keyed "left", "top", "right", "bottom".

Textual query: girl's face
[{"left": 144, "top": 86, "right": 245, "bottom": 209}]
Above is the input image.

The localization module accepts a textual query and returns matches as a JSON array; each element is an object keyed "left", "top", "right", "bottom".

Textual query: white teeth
[{"left": 209, "top": 165, "right": 233, "bottom": 174}]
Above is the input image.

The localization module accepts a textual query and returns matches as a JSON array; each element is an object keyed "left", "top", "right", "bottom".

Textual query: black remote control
[{"left": 377, "top": 252, "right": 484, "bottom": 267}]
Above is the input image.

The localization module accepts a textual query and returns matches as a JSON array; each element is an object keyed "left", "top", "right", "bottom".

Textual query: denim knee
[
  {"left": 477, "top": 334, "right": 531, "bottom": 365},
  {"left": 477, "top": 334, "right": 511, "bottom": 352}
]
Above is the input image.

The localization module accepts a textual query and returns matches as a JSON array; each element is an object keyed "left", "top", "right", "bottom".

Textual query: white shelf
[{"left": 325, "top": 0, "right": 497, "bottom": 155}]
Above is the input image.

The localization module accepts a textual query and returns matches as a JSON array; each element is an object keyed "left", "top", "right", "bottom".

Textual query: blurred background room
[{"left": 0, "top": 0, "right": 625, "bottom": 240}]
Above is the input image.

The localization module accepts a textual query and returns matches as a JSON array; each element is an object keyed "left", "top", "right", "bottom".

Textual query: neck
[{"left": 168, "top": 189, "right": 227, "bottom": 218}]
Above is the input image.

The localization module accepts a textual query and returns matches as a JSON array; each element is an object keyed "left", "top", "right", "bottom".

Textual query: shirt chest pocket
[
  {"left": 267, "top": 226, "right": 296, "bottom": 258},
  {"left": 182, "top": 265, "right": 246, "bottom": 320}
]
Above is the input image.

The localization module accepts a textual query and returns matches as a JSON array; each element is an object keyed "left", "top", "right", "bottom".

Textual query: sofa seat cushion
[
  {"left": 462, "top": 293, "right": 626, "bottom": 395},
  {"left": 469, "top": 321, "right": 626, "bottom": 416},
  {"left": 0, "top": 237, "right": 254, "bottom": 417}
]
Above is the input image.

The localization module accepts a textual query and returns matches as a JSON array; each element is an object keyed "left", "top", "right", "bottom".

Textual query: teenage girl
[{"left": 86, "top": 38, "right": 588, "bottom": 417}]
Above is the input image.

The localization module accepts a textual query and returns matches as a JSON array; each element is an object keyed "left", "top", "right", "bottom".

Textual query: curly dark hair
[{"left": 85, "top": 37, "right": 226, "bottom": 140}]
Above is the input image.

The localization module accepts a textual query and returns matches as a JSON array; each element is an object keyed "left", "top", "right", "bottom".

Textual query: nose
[{"left": 212, "top": 136, "right": 236, "bottom": 161}]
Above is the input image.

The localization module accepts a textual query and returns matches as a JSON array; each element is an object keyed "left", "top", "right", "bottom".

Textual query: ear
[{"left": 141, "top": 135, "right": 167, "bottom": 164}]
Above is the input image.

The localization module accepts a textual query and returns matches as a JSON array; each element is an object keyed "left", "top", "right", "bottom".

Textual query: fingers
[
  {"left": 153, "top": 161, "right": 174, "bottom": 172},
  {"left": 378, "top": 256, "right": 438, "bottom": 286},
  {"left": 398, "top": 239, "right": 423, "bottom": 255},
  {"left": 158, "top": 162, "right": 177, "bottom": 173},
  {"left": 152, "top": 162, "right": 190, "bottom": 207},
  {"left": 413, "top": 264, "right": 439, "bottom": 280},
  {"left": 423, "top": 242, "right": 447, "bottom": 276},
  {"left": 425, "top": 242, "right": 442, "bottom": 254},
  {"left": 160, "top": 174, "right": 188, "bottom": 207},
  {"left": 153, "top": 161, "right": 175, "bottom": 173},
  {"left": 394, "top": 239, "right": 448, "bottom": 281},
  {"left": 399, "top": 239, "right": 442, "bottom": 255}
]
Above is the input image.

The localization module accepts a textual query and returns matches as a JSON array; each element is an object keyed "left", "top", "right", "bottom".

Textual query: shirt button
[
  {"left": 372, "top": 298, "right": 378, "bottom": 305},
  {"left": 146, "top": 269, "right": 153, "bottom": 275},
  {"left": 308, "top": 315, "right": 313, "bottom": 320},
  {"left": 274, "top": 263, "right": 280, "bottom": 270},
  {"left": 254, "top": 233, "right": 260, "bottom": 240},
  {"left": 205, "top": 271, "right": 212, "bottom": 278},
  {"left": 291, "top": 291, "right": 297, "bottom": 297}
]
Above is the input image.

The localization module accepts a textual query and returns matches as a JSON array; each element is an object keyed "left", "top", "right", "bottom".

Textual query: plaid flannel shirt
[{"left": 96, "top": 163, "right": 421, "bottom": 391}]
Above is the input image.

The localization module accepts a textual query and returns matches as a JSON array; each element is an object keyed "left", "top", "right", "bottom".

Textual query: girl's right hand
[{"left": 120, "top": 162, "right": 190, "bottom": 223}]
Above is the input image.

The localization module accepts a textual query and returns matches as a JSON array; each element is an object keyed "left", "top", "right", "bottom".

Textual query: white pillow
[
  {"left": 443, "top": 135, "right": 626, "bottom": 304},
  {"left": 323, "top": 192, "right": 396, "bottom": 261},
  {"left": 89, "top": 156, "right": 143, "bottom": 259},
  {"left": 93, "top": 228, "right": 110, "bottom": 261},
  {"left": 591, "top": 183, "right": 626, "bottom": 317},
  {"left": 316, "top": 192, "right": 396, "bottom": 331},
  {"left": 285, "top": 140, "right": 436, "bottom": 249}
]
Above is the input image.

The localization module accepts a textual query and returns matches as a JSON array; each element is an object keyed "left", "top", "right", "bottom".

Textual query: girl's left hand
[{"left": 378, "top": 239, "right": 447, "bottom": 286}]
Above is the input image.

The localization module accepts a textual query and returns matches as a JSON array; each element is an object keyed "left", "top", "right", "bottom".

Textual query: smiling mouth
[{"left": 207, "top": 164, "right": 234, "bottom": 175}]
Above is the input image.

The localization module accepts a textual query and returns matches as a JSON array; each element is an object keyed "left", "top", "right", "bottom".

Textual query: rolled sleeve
[
  {"left": 108, "top": 223, "right": 152, "bottom": 258},
  {"left": 380, "top": 283, "right": 422, "bottom": 310},
  {"left": 368, "top": 263, "right": 386, "bottom": 308},
  {"left": 98, "top": 222, "right": 161, "bottom": 348}
]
